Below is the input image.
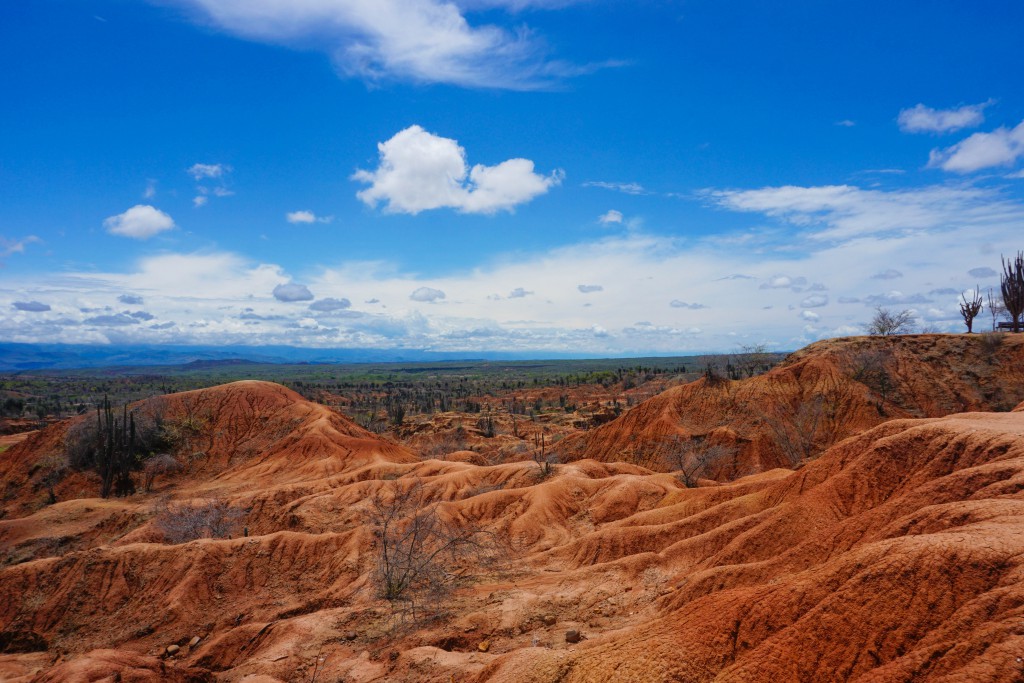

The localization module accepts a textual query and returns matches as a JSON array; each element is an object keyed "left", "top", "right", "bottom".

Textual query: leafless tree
[
  {"left": 959, "top": 288, "right": 983, "bottom": 333},
  {"left": 1001, "top": 251, "right": 1024, "bottom": 332},
  {"left": 852, "top": 347, "right": 896, "bottom": 412},
  {"left": 988, "top": 287, "right": 1008, "bottom": 331},
  {"left": 142, "top": 453, "right": 183, "bottom": 492},
  {"left": 153, "top": 497, "right": 244, "bottom": 544},
  {"left": 762, "top": 386, "right": 856, "bottom": 467},
  {"left": 866, "top": 307, "right": 916, "bottom": 335},
  {"left": 659, "top": 436, "right": 734, "bottom": 487},
  {"left": 368, "top": 481, "right": 496, "bottom": 625},
  {"left": 734, "top": 343, "right": 774, "bottom": 378}
]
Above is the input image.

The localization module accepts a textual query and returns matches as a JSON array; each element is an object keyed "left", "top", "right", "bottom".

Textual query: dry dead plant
[
  {"left": 368, "top": 480, "right": 499, "bottom": 627},
  {"left": 153, "top": 496, "right": 244, "bottom": 544}
]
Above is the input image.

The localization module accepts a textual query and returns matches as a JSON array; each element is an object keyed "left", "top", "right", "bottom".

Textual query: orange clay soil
[
  {"left": 555, "top": 333, "right": 1024, "bottom": 475},
  {"left": 1, "top": 336, "right": 1024, "bottom": 681}
]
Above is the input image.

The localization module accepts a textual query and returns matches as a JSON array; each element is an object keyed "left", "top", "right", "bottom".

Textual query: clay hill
[
  {"left": 556, "top": 333, "right": 1024, "bottom": 476},
  {"left": 1, "top": 335, "right": 1024, "bottom": 681}
]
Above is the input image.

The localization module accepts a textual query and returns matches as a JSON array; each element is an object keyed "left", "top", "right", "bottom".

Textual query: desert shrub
[
  {"left": 866, "top": 307, "right": 916, "bottom": 335},
  {"left": 142, "top": 453, "right": 183, "bottom": 492},
  {"left": 658, "top": 436, "right": 734, "bottom": 487},
  {"left": 978, "top": 331, "right": 1004, "bottom": 364},
  {"left": 368, "top": 481, "right": 497, "bottom": 625},
  {"left": 153, "top": 497, "right": 244, "bottom": 544}
]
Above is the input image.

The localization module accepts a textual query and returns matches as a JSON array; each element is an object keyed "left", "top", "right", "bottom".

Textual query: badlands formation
[{"left": 2, "top": 334, "right": 1024, "bottom": 682}]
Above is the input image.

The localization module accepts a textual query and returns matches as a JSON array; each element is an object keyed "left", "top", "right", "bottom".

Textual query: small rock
[
  {"left": 464, "top": 625, "right": 477, "bottom": 633},
  {"left": 344, "top": 631, "right": 358, "bottom": 641},
  {"left": 565, "top": 630, "right": 582, "bottom": 644},
  {"left": 542, "top": 615, "right": 556, "bottom": 626},
  {"left": 188, "top": 636, "right": 201, "bottom": 648},
  {"left": 166, "top": 644, "right": 180, "bottom": 656},
  {"left": 477, "top": 640, "right": 490, "bottom": 653}
]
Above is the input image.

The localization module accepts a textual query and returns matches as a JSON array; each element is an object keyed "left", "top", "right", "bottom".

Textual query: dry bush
[
  {"left": 762, "top": 386, "right": 856, "bottom": 467},
  {"left": 153, "top": 497, "right": 244, "bottom": 544},
  {"left": 368, "top": 480, "right": 499, "bottom": 625},
  {"left": 142, "top": 453, "right": 183, "bottom": 492},
  {"left": 866, "top": 307, "right": 916, "bottom": 336},
  {"left": 658, "top": 436, "right": 735, "bottom": 487}
]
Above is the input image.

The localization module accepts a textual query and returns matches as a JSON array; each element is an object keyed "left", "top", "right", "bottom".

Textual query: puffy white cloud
[
  {"left": 103, "top": 205, "right": 175, "bottom": 239},
  {"left": 598, "top": 209, "right": 623, "bottom": 224},
  {"left": 193, "top": 195, "right": 208, "bottom": 208},
  {"left": 898, "top": 100, "right": 992, "bottom": 134},
  {"left": 188, "top": 163, "right": 230, "bottom": 180},
  {"left": 354, "top": 125, "right": 561, "bottom": 214},
  {"left": 273, "top": 283, "right": 315, "bottom": 302},
  {"left": 800, "top": 294, "right": 828, "bottom": 308},
  {"left": 166, "top": 0, "right": 593, "bottom": 89},
  {"left": 410, "top": 286, "right": 446, "bottom": 302},
  {"left": 577, "top": 284, "right": 603, "bottom": 293},
  {"left": 800, "top": 310, "right": 820, "bottom": 321},
  {"left": 927, "top": 120, "right": 1024, "bottom": 173},
  {"left": 13, "top": 301, "right": 50, "bottom": 312},
  {"left": 286, "top": 210, "right": 334, "bottom": 224}
]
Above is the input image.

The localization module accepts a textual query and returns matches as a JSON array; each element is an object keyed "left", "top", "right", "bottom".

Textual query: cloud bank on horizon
[{"left": 2, "top": 1, "right": 1024, "bottom": 355}]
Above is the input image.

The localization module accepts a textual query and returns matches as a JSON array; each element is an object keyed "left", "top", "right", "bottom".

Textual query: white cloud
[
  {"left": 835, "top": 119, "right": 856, "bottom": 127},
  {"left": 286, "top": 210, "right": 333, "bottom": 224},
  {"left": 927, "top": 120, "right": 1024, "bottom": 173},
  {"left": 800, "top": 310, "right": 820, "bottom": 321},
  {"left": 708, "top": 184, "right": 1024, "bottom": 241},
  {"left": 598, "top": 209, "right": 623, "bottom": 224},
  {"left": 193, "top": 195, "right": 208, "bottom": 208},
  {"left": 669, "top": 300, "right": 707, "bottom": 309},
  {"left": 0, "top": 235, "right": 41, "bottom": 258},
  {"left": 800, "top": 294, "right": 828, "bottom": 308},
  {"left": 309, "top": 297, "right": 351, "bottom": 311},
  {"left": 188, "top": 163, "right": 230, "bottom": 180},
  {"left": 410, "top": 286, "right": 446, "bottom": 302},
  {"left": 508, "top": 287, "right": 532, "bottom": 298},
  {"left": 583, "top": 181, "right": 649, "bottom": 195},
  {"left": 143, "top": 179, "right": 157, "bottom": 199},
  {"left": 103, "top": 205, "right": 175, "bottom": 239},
  {"left": 577, "top": 284, "right": 603, "bottom": 293},
  {"left": 898, "top": 100, "right": 992, "bottom": 134},
  {"left": 167, "top": 0, "right": 595, "bottom": 89},
  {"left": 273, "top": 283, "right": 315, "bottom": 302},
  {"left": 968, "top": 267, "right": 997, "bottom": 278},
  {"left": 353, "top": 125, "right": 561, "bottom": 214}
]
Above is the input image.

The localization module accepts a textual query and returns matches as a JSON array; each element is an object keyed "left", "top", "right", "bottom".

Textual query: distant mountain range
[{"left": 0, "top": 343, "right": 602, "bottom": 372}]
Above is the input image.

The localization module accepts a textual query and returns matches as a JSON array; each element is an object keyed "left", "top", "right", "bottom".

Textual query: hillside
[
  {"left": 555, "top": 333, "right": 1024, "bottom": 476},
  {"left": 1, "top": 338, "right": 1024, "bottom": 681}
]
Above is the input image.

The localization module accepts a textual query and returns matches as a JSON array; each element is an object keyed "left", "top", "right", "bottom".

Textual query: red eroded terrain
[{"left": 1, "top": 334, "right": 1024, "bottom": 681}]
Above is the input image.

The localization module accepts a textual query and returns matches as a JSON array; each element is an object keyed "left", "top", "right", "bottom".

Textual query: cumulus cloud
[
  {"left": 800, "top": 294, "right": 828, "bottom": 308},
  {"left": 968, "top": 267, "right": 998, "bottom": 278},
  {"left": 759, "top": 275, "right": 807, "bottom": 290},
  {"left": 309, "top": 297, "right": 351, "bottom": 311},
  {"left": 599, "top": 209, "right": 623, "bottom": 224},
  {"left": 800, "top": 310, "right": 820, "bottom": 321},
  {"left": 709, "top": 184, "right": 1024, "bottom": 241},
  {"left": 104, "top": 205, "right": 175, "bottom": 239},
  {"left": 353, "top": 126, "right": 561, "bottom": 215},
  {"left": 118, "top": 294, "right": 144, "bottom": 305},
  {"left": 871, "top": 269, "right": 903, "bottom": 280},
  {"left": 188, "top": 163, "right": 230, "bottom": 180},
  {"left": 129, "top": 310, "right": 155, "bottom": 321},
  {"left": 669, "top": 300, "right": 707, "bottom": 309},
  {"left": 273, "top": 283, "right": 315, "bottom": 302},
  {"left": 577, "top": 284, "right": 603, "bottom": 293},
  {"left": 508, "top": 287, "right": 532, "bottom": 298},
  {"left": 410, "top": 286, "right": 446, "bottom": 302},
  {"left": 583, "top": 181, "right": 649, "bottom": 195},
  {"left": 286, "top": 210, "right": 334, "bottom": 224},
  {"left": 927, "top": 120, "right": 1024, "bottom": 173},
  {"left": 898, "top": 100, "right": 992, "bottom": 134},
  {"left": 167, "top": 0, "right": 596, "bottom": 89},
  {"left": 13, "top": 301, "right": 50, "bottom": 312}
]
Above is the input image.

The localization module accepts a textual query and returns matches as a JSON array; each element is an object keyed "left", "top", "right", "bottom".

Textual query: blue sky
[{"left": 2, "top": 0, "right": 1024, "bottom": 355}]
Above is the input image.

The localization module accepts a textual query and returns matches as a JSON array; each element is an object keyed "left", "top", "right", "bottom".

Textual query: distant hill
[{"left": 0, "top": 342, "right": 608, "bottom": 372}]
